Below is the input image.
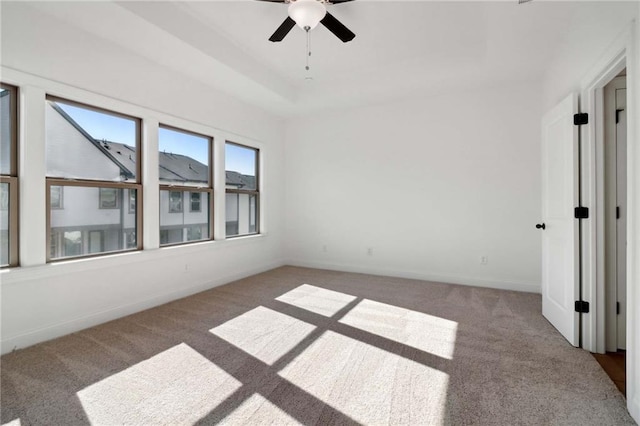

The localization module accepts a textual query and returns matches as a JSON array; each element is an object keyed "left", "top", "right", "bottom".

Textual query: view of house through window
[
  {"left": 225, "top": 142, "right": 259, "bottom": 237},
  {"left": 45, "top": 97, "right": 141, "bottom": 261},
  {"left": 0, "top": 83, "right": 18, "bottom": 267},
  {"left": 158, "top": 125, "right": 212, "bottom": 246}
]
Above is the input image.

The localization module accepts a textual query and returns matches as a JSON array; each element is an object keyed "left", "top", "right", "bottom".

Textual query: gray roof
[
  {"left": 100, "top": 141, "right": 137, "bottom": 178},
  {"left": 158, "top": 150, "right": 208, "bottom": 184},
  {"left": 226, "top": 171, "right": 256, "bottom": 190},
  {"left": 52, "top": 101, "right": 255, "bottom": 187}
]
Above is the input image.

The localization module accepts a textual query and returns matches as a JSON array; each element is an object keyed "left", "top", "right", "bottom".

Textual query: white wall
[
  {"left": 285, "top": 81, "right": 543, "bottom": 293},
  {"left": 0, "top": 3, "right": 285, "bottom": 353}
]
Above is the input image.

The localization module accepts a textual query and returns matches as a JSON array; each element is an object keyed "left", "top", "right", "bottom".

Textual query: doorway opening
[{"left": 593, "top": 69, "right": 627, "bottom": 396}]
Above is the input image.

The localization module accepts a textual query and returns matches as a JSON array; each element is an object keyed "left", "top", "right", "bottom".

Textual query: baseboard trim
[
  {"left": 0, "top": 259, "right": 285, "bottom": 355},
  {"left": 286, "top": 259, "right": 541, "bottom": 294}
]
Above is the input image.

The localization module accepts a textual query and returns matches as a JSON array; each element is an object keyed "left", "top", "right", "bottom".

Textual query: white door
[{"left": 541, "top": 93, "right": 581, "bottom": 347}]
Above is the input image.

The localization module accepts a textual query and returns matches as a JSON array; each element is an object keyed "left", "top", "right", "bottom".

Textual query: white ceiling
[{"left": 25, "top": 1, "right": 638, "bottom": 117}]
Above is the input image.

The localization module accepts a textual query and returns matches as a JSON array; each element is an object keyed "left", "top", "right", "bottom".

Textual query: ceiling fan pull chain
[{"left": 305, "top": 26, "right": 311, "bottom": 71}]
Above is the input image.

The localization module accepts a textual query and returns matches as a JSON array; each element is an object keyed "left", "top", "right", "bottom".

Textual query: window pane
[
  {"left": 46, "top": 99, "right": 138, "bottom": 182},
  {"left": 226, "top": 192, "right": 257, "bottom": 237},
  {"left": 49, "top": 186, "right": 138, "bottom": 260},
  {"left": 225, "top": 143, "right": 257, "bottom": 191},
  {"left": 0, "top": 182, "right": 9, "bottom": 266},
  {"left": 159, "top": 127, "right": 209, "bottom": 186},
  {"left": 160, "top": 190, "right": 209, "bottom": 245},
  {"left": 0, "top": 87, "right": 13, "bottom": 176}
]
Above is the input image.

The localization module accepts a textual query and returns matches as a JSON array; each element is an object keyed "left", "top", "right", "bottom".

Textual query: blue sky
[
  {"left": 159, "top": 127, "right": 208, "bottom": 166},
  {"left": 57, "top": 102, "right": 256, "bottom": 175}
]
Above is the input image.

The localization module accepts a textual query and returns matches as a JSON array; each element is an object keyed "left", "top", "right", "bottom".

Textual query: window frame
[
  {"left": 1, "top": 83, "right": 19, "bottom": 268},
  {"left": 225, "top": 141, "right": 260, "bottom": 238},
  {"left": 45, "top": 95, "right": 143, "bottom": 263},
  {"left": 158, "top": 124, "right": 214, "bottom": 247}
]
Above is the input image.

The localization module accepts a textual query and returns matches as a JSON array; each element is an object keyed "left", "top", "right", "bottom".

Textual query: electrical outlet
[{"left": 480, "top": 256, "right": 488, "bottom": 265}]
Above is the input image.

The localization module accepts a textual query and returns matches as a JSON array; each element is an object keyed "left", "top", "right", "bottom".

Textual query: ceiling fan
[{"left": 258, "top": 0, "right": 356, "bottom": 43}]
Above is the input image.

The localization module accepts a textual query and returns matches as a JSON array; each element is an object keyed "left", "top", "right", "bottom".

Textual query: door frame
[
  {"left": 578, "top": 20, "right": 638, "bottom": 421},
  {"left": 580, "top": 48, "right": 626, "bottom": 354},
  {"left": 603, "top": 76, "right": 627, "bottom": 352}
]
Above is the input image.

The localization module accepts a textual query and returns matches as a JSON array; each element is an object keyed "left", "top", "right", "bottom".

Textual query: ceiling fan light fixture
[{"left": 288, "top": 0, "right": 327, "bottom": 30}]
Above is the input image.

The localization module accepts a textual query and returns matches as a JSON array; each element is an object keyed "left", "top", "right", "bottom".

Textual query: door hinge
[
  {"left": 617, "top": 302, "right": 620, "bottom": 315},
  {"left": 616, "top": 109, "right": 624, "bottom": 124},
  {"left": 617, "top": 206, "right": 620, "bottom": 219},
  {"left": 575, "top": 301, "right": 590, "bottom": 313},
  {"left": 574, "top": 113, "right": 589, "bottom": 126},
  {"left": 575, "top": 207, "right": 589, "bottom": 219}
]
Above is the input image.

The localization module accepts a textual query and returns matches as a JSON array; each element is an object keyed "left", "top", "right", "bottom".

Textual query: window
[
  {"left": 159, "top": 125, "right": 212, "bottom": 246},
  {"left": 168, "top": 191, "right": 183, "bottom": 213},
  {"left": 50, "top": 231, "right": 60, "bottom": 258},
  {"left": 225, "top": 142, "right": 259, "bottom": 237},
  {"left": 187, "top": 226, "right": 203, "bottom": 241},
  {"left": 0, "top": 184, "right": 8, "bottom": 210},
  {"left": 99, "top": 188, "right": 119, "bottom": 209},
  {"left": 45, "top": 97, "right": 141, "bottom": 261},
  {"left": 88, "top": 230, "right": 104, "bottom": 254},
  {"left": 190, "top": 192, "right": 201, "bottom": 212},
  {"left": 128, "top": 190, "right": 136, "bottom": 214},
  {"left": 0, "top": 83, "right": 18, "bottom": 267},
  {"left": 50, "top": 186, "right": 63, "bottom": 209},
  {"left": 125, "top": 230, "right": 137, "bottom": 248}
]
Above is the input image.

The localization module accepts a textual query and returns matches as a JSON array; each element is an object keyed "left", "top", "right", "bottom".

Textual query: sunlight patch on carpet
[
  {"left": 210, "top": 306, "right": 316, "bottom": 365},
  {"left": 276, "top": 284, "right": 357, "bottom": 317},
  {"left": 279, "top": 330, "right": 449, "bottom": 425},
  {"left": 339, "top": 298, "right": 458, "bottom": 359},
  {"left": 2, "top": 419, "right": 21, "bottom": 426},
  {"left": 220, "top": 393, "right": 300, "bottom": 424},
  {"left": 77, "top": 343, "right": 241, "bottom": 424}
]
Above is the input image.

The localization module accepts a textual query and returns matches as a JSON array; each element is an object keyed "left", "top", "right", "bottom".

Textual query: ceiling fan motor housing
[{"left": 288, "top": 0, "right": 327, "bottom": 30}]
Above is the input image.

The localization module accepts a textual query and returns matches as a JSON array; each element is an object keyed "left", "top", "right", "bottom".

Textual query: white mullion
[
  {"left": 20, "top": 86, "right": 47, "bottom": 266},
  {"left": 142, "top": 118, "right": 160, "bottom": 250},
  {"left": 213, "top": 136, "right": 226, "bottom": 240}
]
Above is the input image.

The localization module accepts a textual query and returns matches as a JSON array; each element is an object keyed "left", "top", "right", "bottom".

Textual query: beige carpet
[{"left": 0, "top": 266, "right": 635, "bottom": 425}]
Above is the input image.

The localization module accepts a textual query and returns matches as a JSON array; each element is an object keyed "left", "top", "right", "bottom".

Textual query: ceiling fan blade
[
  {"left": 328, "top": 0, "right": 355, "bottom": 3},
  {"left": 255, "top": 0, "right": 286, "bottom": 2},
  {"left": 320, "top": 12, "right": 355, "bottom": 42},
  {"left": 269, "top": 16, "right": 296, "bottom": 42}
]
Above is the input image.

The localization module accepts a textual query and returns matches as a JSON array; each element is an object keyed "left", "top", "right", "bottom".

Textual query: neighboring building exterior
[
  {"left": 225, "top": 171, "right": 257, "bottom": 236},
  {"left": 43, "top": 101, "right": 253, "bottom": 259}
]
